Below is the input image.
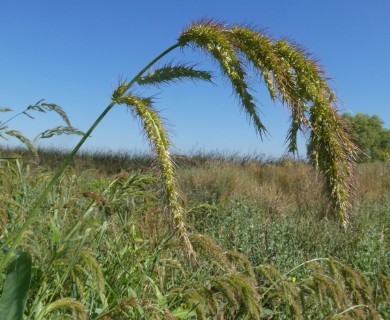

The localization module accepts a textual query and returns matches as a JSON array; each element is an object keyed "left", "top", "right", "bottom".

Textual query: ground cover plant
[
  {"left": 1, "top": 20, "right": 389, "bottom": 319},
  {"left": 0, "top": 152, "right": 389, "bottom": 319}
]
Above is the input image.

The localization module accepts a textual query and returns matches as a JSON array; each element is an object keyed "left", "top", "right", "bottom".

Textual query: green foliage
[
  {"left": 178, "top": 20, "right": 358, "bottom": 226},
  {"left": 1, "top": 19, "right": 382, "bottom": 319},
  {"left": 343, "top": 112, "right": 390, "bottom": 162},
  {"left": 1, "top": 21, "right": 360, "bottom": 274},
  {"left": 0, "top": 249, "right": 32, "bottom": 320},
  {"left": 0, "top": 155, "right": 389, "bottom": 319},
  {"left": 115, "top": 92, "right": 195, "bottom": 257}
]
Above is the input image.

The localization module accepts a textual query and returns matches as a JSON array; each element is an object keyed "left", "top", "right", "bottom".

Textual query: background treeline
[{"left": 343, "top": 113, "right": 390, "bottom": 162}]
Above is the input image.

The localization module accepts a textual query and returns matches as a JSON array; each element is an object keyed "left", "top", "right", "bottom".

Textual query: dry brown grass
[
  {"left": 354, "top": 162, "right": 390, "bottom": 204},
  {"left": 178, "top": 159, "right": 390, "bottom": 219},
  {"left": 177, "top": 159, "right": 328, "bottom": 215}
]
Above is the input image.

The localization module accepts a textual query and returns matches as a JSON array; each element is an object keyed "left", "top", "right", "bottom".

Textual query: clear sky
[{"left": 1, "top": 0, "right": 389, "bottom": 157}]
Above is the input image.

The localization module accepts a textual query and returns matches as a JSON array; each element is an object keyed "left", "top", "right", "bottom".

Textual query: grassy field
[{"left": 0, "top": 148, "right": 389, "bottom": 319}]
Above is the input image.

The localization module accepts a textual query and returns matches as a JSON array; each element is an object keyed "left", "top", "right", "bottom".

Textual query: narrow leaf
[
  {"left": 22, "top": 111, "right": 35, "bottom": 119},
  {"left": 172, "top": 307, "right": 197, "bottom": 319}
]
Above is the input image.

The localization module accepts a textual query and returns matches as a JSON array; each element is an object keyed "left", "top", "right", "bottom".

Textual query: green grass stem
[{"left": 0, "top": 43, "right": 181, "bottom": 272}]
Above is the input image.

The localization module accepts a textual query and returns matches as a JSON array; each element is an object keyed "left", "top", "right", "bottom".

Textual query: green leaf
[
  {"left": 172, "top": 307, "right": 197, "bottom": 319},
  {"left": 22, "top": 111, "right": 34, "bottom": 119},
  {"left": 51, "top": 219, "right": 60, "bottom": 248},
  {"left": 0, "top": 250, "right": 32, "bottom": 320}
]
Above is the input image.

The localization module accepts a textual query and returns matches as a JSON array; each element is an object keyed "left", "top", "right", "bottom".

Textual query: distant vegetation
[
  {"left": 0, "top": 149, "right": 389, "bottom": 319},
  {"left": 342, "top": 113, "right": 390, "bottom": 162}
]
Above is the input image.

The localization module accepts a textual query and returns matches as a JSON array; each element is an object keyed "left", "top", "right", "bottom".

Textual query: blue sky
[{"left": 1, "top": 0, "right": 389, "bottom": 157}]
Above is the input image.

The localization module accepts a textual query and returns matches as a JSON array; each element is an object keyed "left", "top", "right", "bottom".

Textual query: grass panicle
[
  {"left": 137, "top": 63, "right": 213, "bottom": 86},
  {"left": 1, "top": 20, "right": 360, "bottom": 271},
  {"left": 116, "top": 92, "right": 195, "bottom": 258},
  {"left": 0, "top": 154, "right": 388, "bottom": 319},
  {"left": 42, "top": 298, "right": 88, "bottom": 320},
  {"left": 179, "top": 234, "right": 263, "bottom": 319},
  {"left": 2, "top": 19, "right": 380, "bottom": 320},
  {"left": 178, "top": 20, "right": 268, "bottom": 138},
  {"left": 256, "top": 257, "right": 386, "bottom": 319},
  {"left": 308, "top": 102, "right": 358, "bottom": 226},
  {"left": 0, "top": 100, "right": 84, "bottom": 162},
  {"left": 27, "top": 101, "right": 73, "bottom": 127},
  {"left": 3, "top": 130, "right": 38, "bottom": 158},
  {"left": 178, "top": 20, "right": 358, "bottom": 226},
  {"left": 34, "top": 126, "right": 84, "bottom": 141}
]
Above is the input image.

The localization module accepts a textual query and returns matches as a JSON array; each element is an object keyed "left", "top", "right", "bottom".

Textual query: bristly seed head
[{"left": 177, "top": 19, "right": 357, "bottom": 226}]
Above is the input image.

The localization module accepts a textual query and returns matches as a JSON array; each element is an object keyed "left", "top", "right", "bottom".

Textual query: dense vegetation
[
  {"left": 342, "top": 113, "right": 390, "bottom": 162},
  {"left": 0, "top": 149, "right": 389, "bottom": 319},
  {"left": 1, "top": 20, "right": 389, "bottom": 319}
]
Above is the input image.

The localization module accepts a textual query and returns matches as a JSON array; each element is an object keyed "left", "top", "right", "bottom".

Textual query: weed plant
[
  {"left": 1, "top": 153, "right": 389, "bottom": 318},
  {"left": 1, "top": 20, "right": 389, "bottom": 319}
]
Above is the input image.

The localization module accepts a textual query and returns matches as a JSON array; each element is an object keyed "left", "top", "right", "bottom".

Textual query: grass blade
[{"left": 0, "top": 250, "right": 32, "bottom": 320}]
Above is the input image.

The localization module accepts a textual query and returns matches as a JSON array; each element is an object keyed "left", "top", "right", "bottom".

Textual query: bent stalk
[{"left": 0, "top": 43, "right": 181, "bottom": 272}]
